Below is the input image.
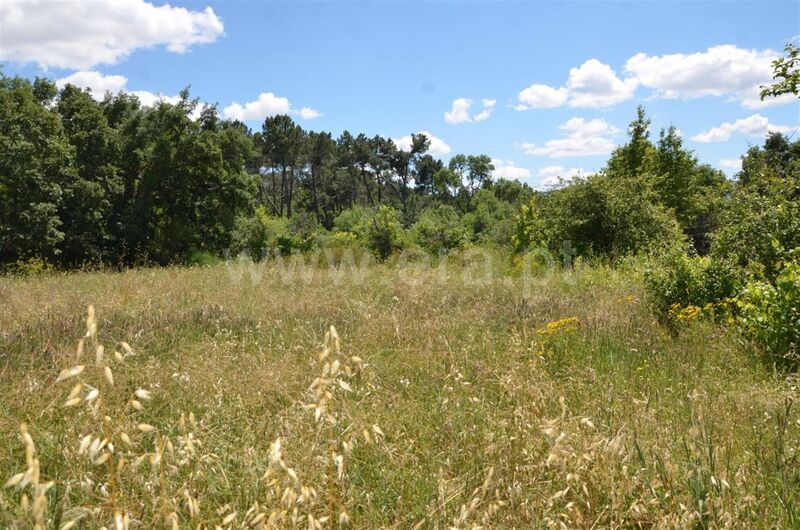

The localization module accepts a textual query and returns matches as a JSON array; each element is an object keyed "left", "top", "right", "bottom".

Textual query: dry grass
[{"left": 0, "top": 256, "right": 798, "bottom": 528}]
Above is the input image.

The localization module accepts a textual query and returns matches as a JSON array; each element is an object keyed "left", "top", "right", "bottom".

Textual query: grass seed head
[
  {"left": 56, "top": 365, "right": 85, "bottom": 382},
  {"left": 104, "top": 366, "right": 114, "bottom": 386}
]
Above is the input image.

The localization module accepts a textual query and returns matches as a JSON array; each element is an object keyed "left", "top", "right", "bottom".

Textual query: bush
[
  {"left": 317, "top": 231, "right": 369, "bottom": 264},
  {"left": 4, "top": 257, "right": 54, "bottom": 276},
  {"left": 279, "top": 211, "right": 319, "bottom": 254},
  {"left": 333, "top": 206, "right": 374, "bottom": 240},
  {"left": 230, "top": 206, "right": 292, "bottom": 258},
  {"left": 367, "top": 205, "right": 405, "bottom": 260},
  {"left": 464, "top": 189, "right": 515, "bottom": 245},
  {"left": 643, "top": 250, "right": 742, "bottom": 319},
  {"left": 412, "top": 205, "right": 468, "bottom": 254},
  {"left": 511, "top": 199, "right": 548, "bottom": 254},
  {"left": 542, "top": 174, "right": 685, "bottom": 259},
  {"left": 737, "top": 255, "right": 800, "bottom": 367},
  {"left": 186, "top": 250, "right": 221, "bottom": 267},
  {"left": 711, "top": 191, "right": 800, "bottom": 281}
]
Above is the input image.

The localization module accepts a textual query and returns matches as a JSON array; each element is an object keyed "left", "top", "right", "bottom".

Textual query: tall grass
[{"left": 0, "top": 258, "right": 797, "bottom": 528}]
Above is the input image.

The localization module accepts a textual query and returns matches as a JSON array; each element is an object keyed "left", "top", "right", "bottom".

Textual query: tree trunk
[
  {"left": 287, "top": 166, "right": 295, "bottom": 218},
  {"left": 310, "top": 165, "right": 321, "bottom": 223},
  {"left": 360, "top": 164, "right": 375, "bottom": 206},
  {"left": 280, "top": 165, "right": 287, "bottom": 217}
]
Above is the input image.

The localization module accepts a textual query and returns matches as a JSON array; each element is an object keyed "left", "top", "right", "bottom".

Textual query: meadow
[{"left": 1, "top": 255, "right": 798, "bottom": 529}]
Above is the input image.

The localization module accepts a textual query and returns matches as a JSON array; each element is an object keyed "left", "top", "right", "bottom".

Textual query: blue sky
[{"left": 1, "top": 0, "right": 798, "bottom": 188}]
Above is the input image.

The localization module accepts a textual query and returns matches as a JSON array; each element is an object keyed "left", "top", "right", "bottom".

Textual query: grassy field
[{"left": 1, "top": 256, "right": 798, "bottom": 528}]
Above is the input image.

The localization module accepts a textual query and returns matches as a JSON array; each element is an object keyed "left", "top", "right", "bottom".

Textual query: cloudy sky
[{"left": 1, "top": 0, "right": 798, "bottom": 189}]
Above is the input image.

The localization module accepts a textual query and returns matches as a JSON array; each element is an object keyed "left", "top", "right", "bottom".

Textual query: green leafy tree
[
  {"left": 712, "top": 134, "right": 800, "bottom": 279},
  {"left": 303, "top": 131, "right": 336, "bottom": 226},
  {"left": 390, "top": 133, "right": 429, "bottom": 216},
  {"left": 262, "top": 114, "right": 305, "bottom": 217},
  {"left": 0, "top": 75, "right": 76, "bottom": 264},
  {"left": 412, "top": 205, "right": 467, "bottom": 253},
  {"left": 512, "top": 198, "right": 548, "bottom": 254},
  {"left": 369, "top": 135, "right": 397, "bottom": 205},
  {"left": 760, "top": 43, "right": 800, "bottom": 100},
  {"left": 648, "top": 126, "right": 728, "bottom": 253},
  {"left": 542, "top": 173, "right": 684, "bottom": 258},
  {"left": 413, "top": 154, "right": 443, "bottom": 195},
  {"left": 353, "top": 133, "right": 377, "bottom": 206},
  {"left": 607, "top": 105, "right": 653, "bottom": 178},
  {"left": 56, "top": 84, "right": 123, "bottom": 265},
  {"left": 491, "top": 178, "right": 535, "bottom": 207},
  {"left": 466, "top": 188, "right": 515, "bottom": 246},
  {"left": 466, "top": 154, "right": 494, "bottom": 194},
  {"left": 432, "top": 167, "right": 461, "bottom": 201}
]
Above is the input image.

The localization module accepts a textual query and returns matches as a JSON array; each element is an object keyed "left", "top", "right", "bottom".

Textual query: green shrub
[
  {"left": 333, "top": 206, "right": 374, "bottom": 239},
  {"left": 318, "top": 231, "right": 369, "bottom": 264},
  {"left": 281, "top": 211, "right": 320, "bottom": 254},
  {"left": 230, "top": 206, "right": 292, "bottom": 258},
  {"left": 643, "top": 250, "right": 742, "bottom": 319},
  {"left": 186, "top": 250, "right": 221, "bottom": 267},
  {"left": 368, "top": 205, "right": 405, "bottom": 260},
  {"left": 4, "top": 257, "right": 54, "bottom": 276},
  {"left": 511, "top": 199, "right": 548, "bottom": 254},
  {"left": 465, "top": 188, "right": 515, "bottom": 245},
  {"left": 737, "top": 255, "right": 800, "bottom": 367},
  {"left": 711, "top": 191, "right": 800, "bottom": 280},
  {"left": 542, "top": 174, "right": 685, "bottom": 259},
  {"left": 412, "top": 205, "right": 468, "bottom": 254}
]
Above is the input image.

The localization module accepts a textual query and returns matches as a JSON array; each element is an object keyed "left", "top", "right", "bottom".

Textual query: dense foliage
[
  {"left": 737, "top": 254, "right": 800, "bottom": 367},
  {"left": 0, "top": 73, "right": 754, "bottom": 269},
  {"left": 1, "top": 50, "right": 799, "bottom": 364}
]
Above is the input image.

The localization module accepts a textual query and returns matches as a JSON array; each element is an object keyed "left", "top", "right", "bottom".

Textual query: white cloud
[
  {"left": 222, "top": 93, "right": 290, "bottom": 120},
  {"left": 491, "top": 159, "right": 531, "bottom": 180},
  {"left": 444, "top": 97, "right": 496, "bottom": 124},
  {"left": 516, "top": 59, "right": 637, "bottom": 110},
  {"left": 132, "top": 90, "right": 208, "bottom": 120},
  {"left": 516, "top": 45, "right": 798, "bottom": 111},
  {"left": 474, "top": 99, "right": 496, "bottom": 122},
  {"left": 625, "top": 45, "right": 795, "bottom": 108},
  {"left": 222, "top": 92, "right": 321, "bottom": 121},
  {"left": 537, "top": 166, "right": 581, "bottom": 179},
  {"left": 444, "top": 98, "right": 472, "bottom": 124},
  {"left": 129, "top": 90, "right": 182, "bottom": 107},
  {"left": 392, "top": 131, "right": 451, "bottom": 155},
  {"left": 719, "top": 158, "right": 742, "bottom": 172},
  {"left": 691, "top": 114, "right": 791, "bottom": 143},
  {"left": 55, "top": 70, "right": 127, "bottom": 97},
  {"left": 535, "top": 166, "right": 589, "bottom": 191},
  {"left": 0, "top": 0, "right": 224, "bottom": 70},
  {"left": 565, "top": 59, "right": 639, "bottom": 108},
  {"left": 298, "top": 107, "right": 322, "bottom": 120},
  {"left": 516, "top": 84, "right": 568, "bottom": 110},
  {"left": 521, "top": 117, "right": 619, "bottom": 158},
  {"left": 737, "top": 87, "right": 796, "bottom": 109}
]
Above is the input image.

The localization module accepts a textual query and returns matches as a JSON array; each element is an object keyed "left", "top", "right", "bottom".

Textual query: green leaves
[
  {"left": 760, "top": 43, "right": 800, "bottom": 100},
  {"left": 737, "top": 257, "right": 800, "bottom": 367}
]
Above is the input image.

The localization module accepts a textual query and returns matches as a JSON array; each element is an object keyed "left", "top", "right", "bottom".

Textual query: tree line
[
  {"left": 0, "top": 51, "right": 798, "bottom": 272},
  {"left": 0, "top": 75, "right": 515, "bottom": 268}
]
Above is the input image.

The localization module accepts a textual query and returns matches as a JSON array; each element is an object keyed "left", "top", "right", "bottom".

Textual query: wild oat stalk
[{"left": 243, "top": 325, "right": 380, "bottom": 529}]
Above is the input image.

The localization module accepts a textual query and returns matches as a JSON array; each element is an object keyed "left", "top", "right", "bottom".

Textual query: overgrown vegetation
[
  {"left": 1, "top": 260, "right": 799, "bottom": 528},
  {"left": 0, "top": 74, "right": 773, "bottom": 269},
  {"left": 1, "top": 41, "right": 799, "bottom": 528}
]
